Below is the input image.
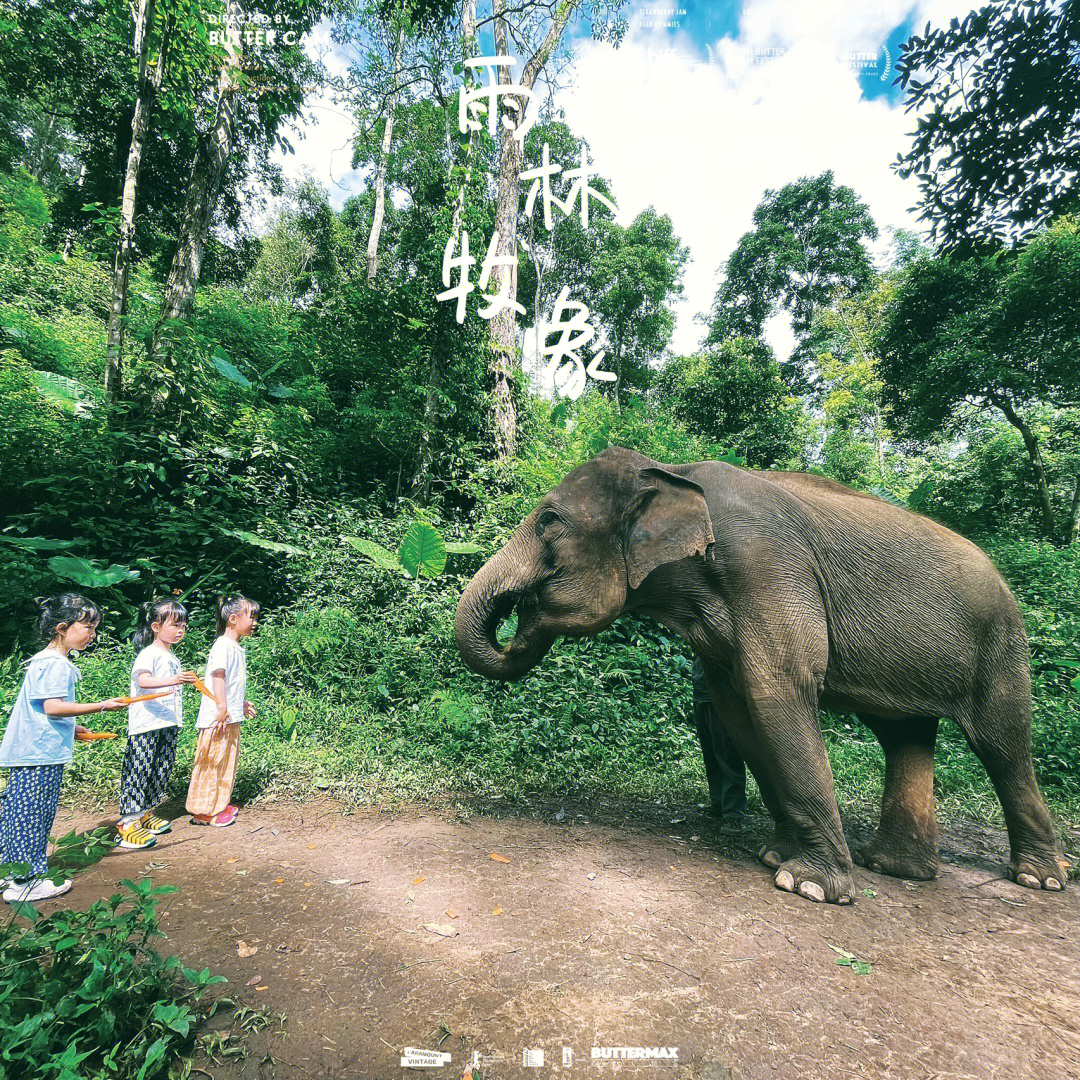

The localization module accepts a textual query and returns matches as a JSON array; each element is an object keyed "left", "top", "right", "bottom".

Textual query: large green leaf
[
  {"left": 0, "top": 535, "right": 77, "bottom": 551},
  {"left": 29, "top": 370, "right": 95, "bottom": 415},
  {"left": 443, "top": 541, "right": 482, "bottom": 554},
  {"left": 210, "top": 350, "right": 252, "bottom": 389},
  {"left": 398, "top": 521, "right": 446, "bottom": 579},
  {"left": 220, "top": 528, "right": 304, "bottom": 556},
  {"left": 343, "top": 536, "right": 400, "bottom": 571},
  {"left": 47, "top": 556, "right": 140, "bottom": 587}
]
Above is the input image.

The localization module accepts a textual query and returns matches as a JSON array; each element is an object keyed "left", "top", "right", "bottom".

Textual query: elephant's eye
[{"left": 536, "top": 508, "right": 563, "bottom": 539}]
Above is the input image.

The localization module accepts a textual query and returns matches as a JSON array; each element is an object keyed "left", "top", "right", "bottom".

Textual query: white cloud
[{"left": 548, "top": 0, "right": 974, "bottom": 360}]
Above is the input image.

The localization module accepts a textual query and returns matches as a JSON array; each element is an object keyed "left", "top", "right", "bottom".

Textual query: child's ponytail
[
  {"left": 133, "top": 597, "right": 188, "bottom": 650},
  {"left": 216, "top": 594, "right": 261, "bottom": 635}
]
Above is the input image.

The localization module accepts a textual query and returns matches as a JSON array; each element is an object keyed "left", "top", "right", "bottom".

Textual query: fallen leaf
[
  {"left": 304, "top": 881, "right": 313, "bottom": 887},
  {"left": 247, "top": 976, "right": 261, "bottom": 986},
  {"left": 423, "top": 922, "right": 459, "bottom": 938},
  {"left": 327, "top": 878, "right": 350, "bottom": 885},
  {"left": 307, "top": 844, "right": 316, "bottom": 850},
  {"left": 586, "top": 872, "right": 596, "bottom": 880},
  {"left": 489, "top": 852, "right": 511, "bottom": 863},
  {"left": 492, "top": 907, "right": 504, "bottom": 915},
  {"left": 669, "top": 865, "right": 677, "bottom": 871},
  {"left": 273, "top": 878, "right": 285, "bottom": 884},
  {"left": 227, "top": 858, "right": 238, "bottom": 864},
  {"left": 237, "top": 941, "right": 258, "bottom": 958},
  {"left": 255, "top": 985, "right": 269, "bottom": 992},
  {"left": 236, "top": 870, "right": 248, "bottom": 876},
  {"left": 413, "top": 875, "right": 426, "bottom": 884},
  {"left": 445, "top": 909, "right": 459, "bottom": 919}
]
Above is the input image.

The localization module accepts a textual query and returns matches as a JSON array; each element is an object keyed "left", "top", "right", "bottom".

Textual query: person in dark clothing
[{"left": 691, "top": 656, "right": 747, "bottom": 821}]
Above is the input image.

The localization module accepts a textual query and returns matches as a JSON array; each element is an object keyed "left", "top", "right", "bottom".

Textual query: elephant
[{"left": 454, "top": 446, "right": 1068, "bottom": 905}]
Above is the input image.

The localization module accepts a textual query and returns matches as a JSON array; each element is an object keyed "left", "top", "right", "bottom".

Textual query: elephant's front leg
[{"left": 739, "top": 678, "right": 856, "bottom": 905}]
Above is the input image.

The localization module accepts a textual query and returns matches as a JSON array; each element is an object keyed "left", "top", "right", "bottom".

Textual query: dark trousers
[
  {"left": 691, "top": 659, "right": 747, "bottom": 816},
  {"left": 119, "top": 727, "right": 180, "bottom": 819}
]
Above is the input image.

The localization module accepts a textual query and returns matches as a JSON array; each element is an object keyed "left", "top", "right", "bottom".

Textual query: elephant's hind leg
[
  {"left": 956, "top": 689, "right": 1065, "bottom": 892},
  {"left": 855, "top": 715, "right": 940, "bottom": 880}
]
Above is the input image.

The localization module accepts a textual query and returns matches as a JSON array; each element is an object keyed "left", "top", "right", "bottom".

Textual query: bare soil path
[{"left": 52, "top": 797, "right": 1080, "bottom": 1080}]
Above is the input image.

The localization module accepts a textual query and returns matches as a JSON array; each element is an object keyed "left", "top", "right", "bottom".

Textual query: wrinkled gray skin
[{"left": 455, "top": 447, "right": 1068, "bottom": 905}]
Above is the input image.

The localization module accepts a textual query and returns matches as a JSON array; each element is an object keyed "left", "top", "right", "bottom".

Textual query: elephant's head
[{"left": 454, "top": 446, "right": 714, "bottom": 680}]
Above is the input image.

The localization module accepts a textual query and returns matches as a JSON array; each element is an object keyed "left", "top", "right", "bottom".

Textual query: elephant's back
[{"left": 688, "top": 461, "right": 1025, "bottom": 713}]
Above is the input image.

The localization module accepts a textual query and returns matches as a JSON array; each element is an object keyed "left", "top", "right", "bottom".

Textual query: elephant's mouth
[
  {"left": 455, "top": 578, "right": 555, "bottom": 680},
  {"left": 491, "top": 587, "right": 544, "bottom": 649}
]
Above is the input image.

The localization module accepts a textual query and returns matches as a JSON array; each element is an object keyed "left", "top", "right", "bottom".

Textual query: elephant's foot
[
  {"left": 855, "top": 833, "right": 939, "bottom": 881},
  {"left": 757, "top": 826, "right": 802, "bottom": 870},
  {"left": 1008, "top": 851, "right": 1069, "bottom": 892},
  {"left": 773, "top": 854, "right": 856, "bottom": 905}
]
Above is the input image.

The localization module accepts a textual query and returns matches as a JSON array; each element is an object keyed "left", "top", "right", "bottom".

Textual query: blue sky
[{"left": 281, "top": 1, "right": 974, "bottom": 359}]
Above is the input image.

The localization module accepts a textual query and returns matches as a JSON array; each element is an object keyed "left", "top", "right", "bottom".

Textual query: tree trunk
[
  {"left": 412, "top": 0, "right": 478, "bottom": 496},
  {"left": 30, "top": 110, "right": 57, "bottom": 182},
  {"left": 149, "top": 0, "right": 242, "bottom": 375},
  {"left": 366, "top": 24, "right": 405, "bottom": 285},
  {"left": 105, "top": 0, "right": 165, "bottom": 400},
  {"left": 488, "top": 0, "right": 579, "bottom": 459},
  {"left": 61, "top": 162, "right": 87, "bottom": 260},
  {"left": 997, "top": 397, "right": 1057, "bottom": 539},
  {"left": 1067, "top": 473, "right": 1080, "bottom": 544}
]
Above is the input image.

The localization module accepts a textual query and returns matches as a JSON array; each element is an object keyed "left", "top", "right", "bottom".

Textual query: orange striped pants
[{"left": 185, "top": 723, "right": 240, "bottom": 817}]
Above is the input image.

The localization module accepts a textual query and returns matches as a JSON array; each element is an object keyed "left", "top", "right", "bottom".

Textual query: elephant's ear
[{"left": 624, "top": 467, "right": 714, "bottom": 590}]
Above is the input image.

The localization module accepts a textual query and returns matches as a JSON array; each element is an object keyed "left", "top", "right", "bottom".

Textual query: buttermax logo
[{"left": 591, "top": 1046, "right": 679, "bottom": 1060}]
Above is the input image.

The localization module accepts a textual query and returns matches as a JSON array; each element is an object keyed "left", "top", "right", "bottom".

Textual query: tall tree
[
  {"left": 586, "top": 208, "right": 688, "bottom": 408},
  {"left": 105, "top": 0, "right": 172, "bottom": 399},
  {"left": 706, "top": 171, "right": 878, "bottom": 390},
  {"left": 895, "top": 0, "right": 1080, "bottom": 253},
  {"left": 148, "top": 0, "right": 334, "bottom": 392},
  {"left": 481, "top": 0, "right": 627, "bottom": 458},
  {"left": 875, "top": 218, "right": 1080, "bottom": 539}
]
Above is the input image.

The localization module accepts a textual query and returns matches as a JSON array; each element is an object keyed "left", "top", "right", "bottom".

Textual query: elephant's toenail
[
  {"left": 1045, "top": 877, "right": 1062, "bottom": 891},
  {"left": 761, "top": 850, "right": 781, "bottom": 869},
  {"left": 775, "top": 870, "right": 795, "bottom": 892},
  {"left": 1016, "top": 873, "right": 1041, "bottom": 889},
  {"left": 798, "top": 881, "right": 825, "bottom": 902},
  {"left": 837, "top": 893, "right": 853, "bottom": 905}
]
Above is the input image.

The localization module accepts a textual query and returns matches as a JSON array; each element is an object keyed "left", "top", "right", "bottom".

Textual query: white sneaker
[{"left": 3, "top": 876, "right": 72, "bottom": 904}]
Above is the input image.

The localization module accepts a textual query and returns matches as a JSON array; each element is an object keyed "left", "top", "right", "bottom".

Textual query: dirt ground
[{"left": 50, "top": 795, "right": 1080, "bottom": 1080}]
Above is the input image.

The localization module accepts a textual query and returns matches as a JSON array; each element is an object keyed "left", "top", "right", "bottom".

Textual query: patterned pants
[
  {"left": 186, "top": 724, "right": 240, "bottom": 817},
  {"left": 119, "top": 727, "right": 180, "bottom": 820},
  {"left": 0, "top": 764, "right": 64, "bottom": 878}
]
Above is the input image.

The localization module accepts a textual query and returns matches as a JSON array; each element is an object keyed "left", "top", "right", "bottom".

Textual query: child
[
  {"left": 186, "top": 595, "right": 259, "bottom": 827},
  {"left": 0, "top": 595, "right": 128, "bottom": 904},
  {"left": 115, "top": 598, "right": 197, "bottom": 850}
]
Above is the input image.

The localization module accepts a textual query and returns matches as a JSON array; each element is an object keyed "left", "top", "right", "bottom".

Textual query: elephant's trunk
[{"left": 454, "top": 519, "right": 555, "bottom": 681}]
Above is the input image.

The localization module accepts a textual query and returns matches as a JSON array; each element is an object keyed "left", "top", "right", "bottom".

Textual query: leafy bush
[{"left": 0, "top": 878, "right": 227, "bottom": 1080}]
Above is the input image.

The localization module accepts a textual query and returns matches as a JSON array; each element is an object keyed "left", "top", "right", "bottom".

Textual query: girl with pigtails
[{"left": 115, "top": 598, "right": 197, "bottom": 850}]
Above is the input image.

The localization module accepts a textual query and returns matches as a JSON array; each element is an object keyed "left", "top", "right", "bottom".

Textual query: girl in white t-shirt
[
  {"left": 186, "top": 595, "right": 260, "bottom": 827},
  {"left": 115, "top": 599, "right": 197, "bottom": 850}
]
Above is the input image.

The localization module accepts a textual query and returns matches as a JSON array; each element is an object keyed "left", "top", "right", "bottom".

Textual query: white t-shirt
[
  {"left": 196, "top": 636, "right": 247, "bottom": 729},
  {"left": 128, "top": 643, "right": 183, "bottom": 734}
]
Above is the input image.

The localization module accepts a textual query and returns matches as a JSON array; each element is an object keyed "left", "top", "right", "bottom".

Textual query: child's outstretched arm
[
  {"left": 44, "top": 696, "right": 127, "bottom": 717},
  {"left": 137, "top": 670, "right": 198, "bottom": 690}
]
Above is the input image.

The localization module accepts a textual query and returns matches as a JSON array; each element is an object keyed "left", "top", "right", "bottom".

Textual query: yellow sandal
[
  {"left": 140, "top": 811, "right": 172, "bottom": 835},
  {"left": 115, "top": 821, "right": 158, "bottom": 850}
]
